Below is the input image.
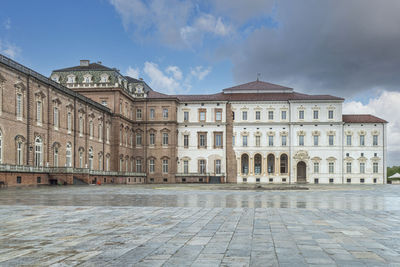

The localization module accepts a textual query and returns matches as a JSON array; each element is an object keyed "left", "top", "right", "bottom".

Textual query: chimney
[
  {"left": 80, "top": 60, "right": 90, "bottom": 67},
  {"left": 139, "top": 77, "right": 143, "bottom": 81}
]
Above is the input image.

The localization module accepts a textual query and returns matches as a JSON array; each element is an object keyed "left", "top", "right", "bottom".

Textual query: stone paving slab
[{"left": 0, "top": 185, "right": 399, "bottom": 266}]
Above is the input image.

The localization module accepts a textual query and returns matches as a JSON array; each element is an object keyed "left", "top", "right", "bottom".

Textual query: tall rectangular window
[
  {"left": 183, "top": 160, "right": 189, "bottom": 174},
  {"left": 149, "top": 159, "right": 155, "bottom": 173},
  {"left": 150, "top": 108, "right": 155, "bottom": 119},
  {"left": 79, "top": 117, "right": 83, "bottom": 136},
  {"left": 17, "top": 142, "right": 23, "bottom": 165},
  {"left": 281, "top": 110, "right": 287, "bottom": 120},
  {"left": 16, "top": 94, "right": 22, "bottom": 119},
  {"left": 242, "top": 111, "right": 247, "bottom": 120},
  {"left": 373, "top": 162, "right": 378, "bottom": 173},
  {"left": 53, "top": 107, "right": 59, "bottom": 128},
  {"left": 215, "top": 109, "right": 222, "bottom": 122},
  {"left": 232, "top": 135, "right": 235, "bottom": 146},
  {"left": 214, "top": 132, "right": 222, "bottom": 148},
  {"left": 360, "top": 135, "right": 365, "bottom": 146},
  {"left": 328, "top": 110, "right": 334, "bottom": 119},
  {"left": 268, "top": 111, "right": 274, "bottom": 120},
  {"left": 347, "top": 135, "right": 352, "bottom": 146},
  {"left": 36, "top": 101, "right": 42, "bottom": 124},
  {"left": 162, "top": 133, "right": 169, "bottom": 146},
  {"left": 163, "top": 108, "right": 168, "bottom": 119},
  {"left": 199, "top": 160, "right": 206, "bottom": 174},
  {"left": 329, "top": 135, "right": 334, "bottom": 146},
  {"left": 242, "top": 136, "right": 247, "bottom": 147},
  {"left": 299, "top": 135, "right": 304, "bottom": 146},
  {"left": 314, "top": 162, "right": 319, "bottom": 173},
  {"left": 106, "top": 126, "right": 110, "bottom": 143},
  {"left": 282, "top": 135, "right": 287, "bottom": 146},
  {"left": 199, "top": 110, "right": 206, "bottom": 121},
  {"left": 162, "top": 159, "right": 168, "bottom": 173},
  {"left": 373, "top": 135, "right": 378, "bottom": 146},
  {"left": 136, "top": 133, "right": 142, "bottom": 146},
  {"left": 255, "top": 136, "right": 260, "bottom": 147},
  {"left": 184, "top": 134, "right": 189, "bottom": 148},
  {"left": 313, "top": 110, "right": 318, "bottom": 119},
  {"left": 136, "top": 159, "right": 142, "bottom": 173},
  {"left": 346, "top": 162, "right": 352, "bottom": 173},
  {"left": 184, "top": 111, "right": 189, "bottom": 121},
  {"left": 299, "top": 110, "right": 304, "bottom": 120},
  {"left": 150, "top": 133, "right": 155, "bottom": 145},
  {"left": 215, "top": 159, "right": 221, "bottom": 174},
  {"left": 314, "top": 135, "right": 319, "bottom": 146},
  {"left": 255, "top": 111, "right": 260, "bottom": 120},
  {"left": 199, "top": 133, "right": 207, "bottom": 148},
  {"left": 268, "top": 135, "right": 274, "bottom": 146},
  {"left": 329, "top": 162, "right": 334, "bottom": 174},
  {"left": 136, "top": 109, "right": 142, "bottom": 120},
  {"left": 360, "top": 162, "right": 365, "bottom": 174}
]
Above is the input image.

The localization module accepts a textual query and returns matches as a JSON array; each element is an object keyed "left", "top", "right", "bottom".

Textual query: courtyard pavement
[{"left": 0, "top": 184, "right": 400, "bottom": 266}]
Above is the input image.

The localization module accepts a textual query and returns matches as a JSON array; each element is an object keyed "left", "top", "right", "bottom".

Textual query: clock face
[{"left": 136, "top": 84, "right": 143, "bottom": 93}]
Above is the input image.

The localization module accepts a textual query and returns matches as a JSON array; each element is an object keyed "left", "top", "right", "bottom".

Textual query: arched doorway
[
  {"left": 267, "top": 154, "right": 275, "bottom": 174},
  {"left": 297, "top": 161, "right": 307, "bottom": 183},
  {"left": 254, "top": 154, "right": 262, "bottom": 175},
  {"left": 241, "top": 154, "right": 249, "bottom": 175}
]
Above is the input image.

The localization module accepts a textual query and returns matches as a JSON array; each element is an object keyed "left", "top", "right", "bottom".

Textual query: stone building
[{"left": 0, "top": 54, "right": 387, "bottom": 186}]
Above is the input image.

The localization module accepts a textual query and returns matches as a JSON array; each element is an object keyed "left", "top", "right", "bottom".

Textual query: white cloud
[
  {"left": 190, "top": 66, "right": 212, "bottom": 80},
  {"left": 166, "top": 66, "right": 183, "bottom": 80},
  {"left": 343, "top": 90, "right": 400, "bottom": 165},
  {"left": 0, "top": 40, "right": 21, "bottom": 59},
  {"left": 126, "top": 66, "right": 140, "bottom": 79}
]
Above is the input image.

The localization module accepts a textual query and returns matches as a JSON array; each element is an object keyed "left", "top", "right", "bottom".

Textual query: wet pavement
[{"left": 0, "top": 185, "right": 400, "bottom": 266}]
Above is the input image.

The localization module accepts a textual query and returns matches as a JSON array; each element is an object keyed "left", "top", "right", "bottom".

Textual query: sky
[{"left": 0, "top": 0, "right": 399, "bottom": 166}]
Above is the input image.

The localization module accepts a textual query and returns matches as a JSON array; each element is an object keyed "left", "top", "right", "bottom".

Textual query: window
[
  {"left": 268, "top": 135, "right": 274, "bottom": 146},
  {"left": 67, "top": 112, "right": 72, "bottom": 133},
  {"left": 84, "top": 75, "right": 91, "bottom": 83},
  {"left": 347, "top": 178, "right": 351, "bottom": 183},
  {"left": 255, "top": 111, "right": 260, "bottom": 120},
  {"left": 37, "top": 177, "right": 41, "bottom": 184},
  {"left": 215, "top": 159, "right": 221, "bottom": 174},
  {"left": 329, "top": 178, "right": 334, "bottom": 184},
  {"left": 199, "top": 133, "right": 207, "bottom": 148},
  {"left": 282, "top": 135, "right": 287, "bottom": 146},
  {"left": 106, "top": 155, "right": 110, "bottom": 171},
  {"left": 373, "top": 162, "right": 378, "bottom": 173},
  {"left": 360, "top": 178, "right": 365, "bottom": 183},
  {"left": 183, "top": 134, "right": 189, "bottom": 148},
  {"left": 89, "top": 121, "right": 93, "bottom": 139},
  {"left": 150, "top": 108, "right": 155, "bottom": 119},
  {"left": 53, "top": 147, "right": 59, "bottom": 167},
  {"left": 199, "top": 110, "right": 206, "bottom": 121},
  {"left": 17, "top": 176, "right": 21, "bottom": 184},
  {"left": 232, "top": 135, "right": 235, "bottom": 146},
  {"left": 199, "top": 160, "right": 206, "bottom": 174},
  {"left": 54, "top": 107, "right": 59, "bottom": 129},
  {"left": 101, "top": 100, "right": 107, "bottom": 106},
  {"left": 299, "top": 110, "right": 304, "bottom": 120},
  {"left": 232, "top": 111, "right": 235, "bottom": 121},
  {"left": 373, "top": 178, "right": 377, "bottom": 183},
  {"left": 34, "top": 136, "right": 42, "bottom": 167},
  {"left": 66, "top": 143, "right": 72, "bottom": 167},
  {"left": 98, "top": 154, "right": 103, "bottom": 170},
  {"left": 328, "top": 110, "right": 334, "bottom": 119},
  {"left": 183, "top": 160, "right": 189, "bottom": 174},
  {"left": 163, "top": 108, "right": 169, "bottom": 119},
  {"left": 360, "top": 135, "right": 365, "bottom": 146},
  {"left": 162, "top": 133, "right": 169, "bottom": 146},
  {"left": 299, "top": 135, "right": 304, "bottom": 146},
  {"left": 16, "top": 93, "right": 22, "bottom": 119},
  {"left": 150, "top": 133, "right": 155, "bottom": 146},
  {"left": 67, "top": 75, "right": 75, "bottom": 83},
  {"left": 119, "top": 157, "right": 123, "bottom": 172},
  {"left": 242, "top": 111, "right": 247, "bottom": 121},
  {"left": 36, "top": 101, "right": 42, "bottom": 124},
  {"left": 162, "top": 159, "right": 168, "bottom": 173},
  {"left": 215, "top": 109, "right": 222, "bottom": 122},
  {"left": 98, "top": 123, "right": 103, "bottom": 141},
  {"left": 136, "top": 159, "right": 142, "bottom": 173},
  {"left": 314, "top": 178, "right": 319, "bottom": 184},
  {"left": 149, "top": 159, "right": 155, "bottom": 173},
  {"left": 329, "top": 162, "right": 334, "bottom": 174},
  {"left": 214, "top": 132, "right": 222, "bottom": 148},
  {"left": 106, "top": 125, "right": 110, "bottom": 143},
  {"left": 314, "top": 162, "right": 319, "bottom": 173},
  {"left": 329, "top": 135, "right": 334, "bottom": 146},
  {"left": 268, "top": 111, "right": 273, "bottom": 120},
  {"left": 314, "top": 135, "right": 319, "bottom": 146},
  {"left": 313, "top": 110, "right": 318, "bottom": 119},
  {"left": 255, "top": 136, "right": 261, "bottom": 147},
  {"left": 281, "top": 110, "right": 287, "bottom": 120},
  {"left": 136, "top": 109, "right": 142, "bottom": 120},
  {"left": 242, "top": 136, "right": 248, "bottom": 147},
  {"left": 280, "top": 154, "right": 288, "bottom": 174},
  {"left": 101, "top": 75, "right": 108, "bottom": 83},
  {"left": 184, "top": 111, "right": 189, "bottom": 122},
  {"left": 346, "top": 162, "right": 352, "bottom": 173},
  {"left": 88, "top": 147, "right": 93, "bottom": 170},
  {"left": 136, "top": 133, "right": 142, "bottom": 146},
  {"left": 360, "top": 162, "right": 365, "bottom": 174},
  {"left": 346, "top": 135, "right": 352, "bottom": 146},
  {"left": 373, "top": 135, "right": 378, "bottom": 146},
  {"left": 79, "top": 150, "right": 83, "bottom": 168},
  {"left": 79, "top": 117, "right": 84, "bottom": 136},
  {"left": 17, "top": 141, "right": 23, "bottom": 165}
]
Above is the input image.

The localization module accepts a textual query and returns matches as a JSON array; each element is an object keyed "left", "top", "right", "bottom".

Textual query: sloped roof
[
  {"left": 53, "top": 63, "right": 114, "bottom": 72},
  {"left": 342, "top": 114, "right": 387, "bottom": 123},
  {"left": 389, "top": 173, "right": 400, "bottom": 178},
  {"left": 223, "top": 80, "right": 292, "bottom": 91}
]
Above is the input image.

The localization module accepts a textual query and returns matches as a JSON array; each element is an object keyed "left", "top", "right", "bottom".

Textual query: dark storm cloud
[{"left": 227, "top": 0, "right": 400, "bottom": 96}]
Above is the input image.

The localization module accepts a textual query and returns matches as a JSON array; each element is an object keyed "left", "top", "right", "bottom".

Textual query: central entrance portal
[{"left": 296, "top": 161, "right": 307, "bottom": 183}]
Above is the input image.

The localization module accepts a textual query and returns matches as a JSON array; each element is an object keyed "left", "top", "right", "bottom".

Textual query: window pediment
[
  {"left": 297, "top": 130, "right": 306, "bottom": 136},
  {"left": 280, "top": 131, "right": 288, "bottom": 136},
  {"left": 326, "top": 156, "right": 337, "bottom": 161},
  {"left": 372, "top": 130, "right": 380, "bottom": 136},
  {"left": 311, "top": 156, "right": 322, "bottom": 161},
  {"left": 358, "top": 130, "right": 366, "bottom": 135},
  {"left": 267, "top": 131, "right": 275, "bottom": 136},
  {"left": 327, "top": 130, "right": 336, "bottom": 136},
  {"left": 344, "top": 156, "right": 354, "bottom": 162},
  {"left": 358, "top": 156, "right": 367, "bottom": 162},
  {"left": 312, "top": 130, "right": 320, "bottom": 136}
]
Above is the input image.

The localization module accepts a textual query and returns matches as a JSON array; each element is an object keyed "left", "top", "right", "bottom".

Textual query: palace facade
[{"left": 0, "top": 54, "right": 387, "bottom": 186}]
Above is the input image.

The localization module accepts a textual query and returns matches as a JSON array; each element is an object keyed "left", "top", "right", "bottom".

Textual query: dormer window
[
  {"left": 83, "top": 75, "right": 92, "bottom": 83},
  {"left": 67, "top": 75, "right": 75, "bottom": 83},
  {"left": 51, "top": 75, "right": 59, "bottom": 83},
  {"left": 100, "top": 74, "right": 109, "bottom": 83}
]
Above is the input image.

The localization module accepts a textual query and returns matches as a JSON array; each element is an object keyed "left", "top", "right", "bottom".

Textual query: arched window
[
  {"left": 267, "top": 154, "right": 275, "bottom": 174},
  {"left": 79, "top": 149, "right": 84, "bottom": 168},
  {"left": 34, "top": 136, "right": 43, "bottom": 167},
  {"left": 66, "top": 143, "right": 72, "bottom": 167},
  {"left": 254, "top": 154, "right": 262, "bottom": 175},
  {"left": 241, "top": 154, "right": 249, "bottom": 175},
  {"left": 280, "top": 154, "right": 288, "bottom": 174},
  {"left": 88, "top": 147, "right": 93, "bottom": 170},
  {"left": 98, "top": 153, "right": 103, "bottom": 170}
]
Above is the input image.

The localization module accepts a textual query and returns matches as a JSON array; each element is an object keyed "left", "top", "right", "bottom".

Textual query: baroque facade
[{"left": 0, "top": 54, "right": 387, "bottom": 186}]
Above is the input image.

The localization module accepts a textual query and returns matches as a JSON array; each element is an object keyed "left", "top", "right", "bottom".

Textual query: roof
[
  {"left": 342, "top": 114, "right": 387, "bottom": 123},
  {"left": 389, "top": 173, "right": 400, "bottom": 179},
  {"left": 223, "top": 80, "right": 293, "bottom": 91},
  {"left": 124, "top": 76, "right": 142, "bottom": 83},
  {"left": 53, "top": 63, "right": 114, "bottom": 72}
]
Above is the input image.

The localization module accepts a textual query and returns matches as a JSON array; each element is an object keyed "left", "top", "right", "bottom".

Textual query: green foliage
[{"left": 387, "top": 166, "right": 400, "bottom": 180}]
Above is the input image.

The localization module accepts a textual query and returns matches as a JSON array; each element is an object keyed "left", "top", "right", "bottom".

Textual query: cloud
[
  {"left": 343, "top": 90, "right": 400, "bottom": 166},
  {"left": 190, "top": 66, "right": 211, "bottom": 80},
  {"left": 224, "top": 0, "right": 400, "bottom": 97},
  {"left": 3, "top": 18, "right": 11, "bottom": 30},
  {"left": 126, "top": 66, "right": 140, "bottom": 79},
  {"left": 0, "top": 40, "right": 21, "bottom": 59},
  {"left": 166, "top": 66, "right": 183, "bottom": 80}
]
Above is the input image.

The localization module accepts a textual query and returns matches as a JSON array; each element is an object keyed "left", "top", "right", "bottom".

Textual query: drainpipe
[
  {"left": 288, "top": 100, "right": 292, "bottom": 184},
  {"left": 26, "top": 75, "right": 30, "bottom": 165}
]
